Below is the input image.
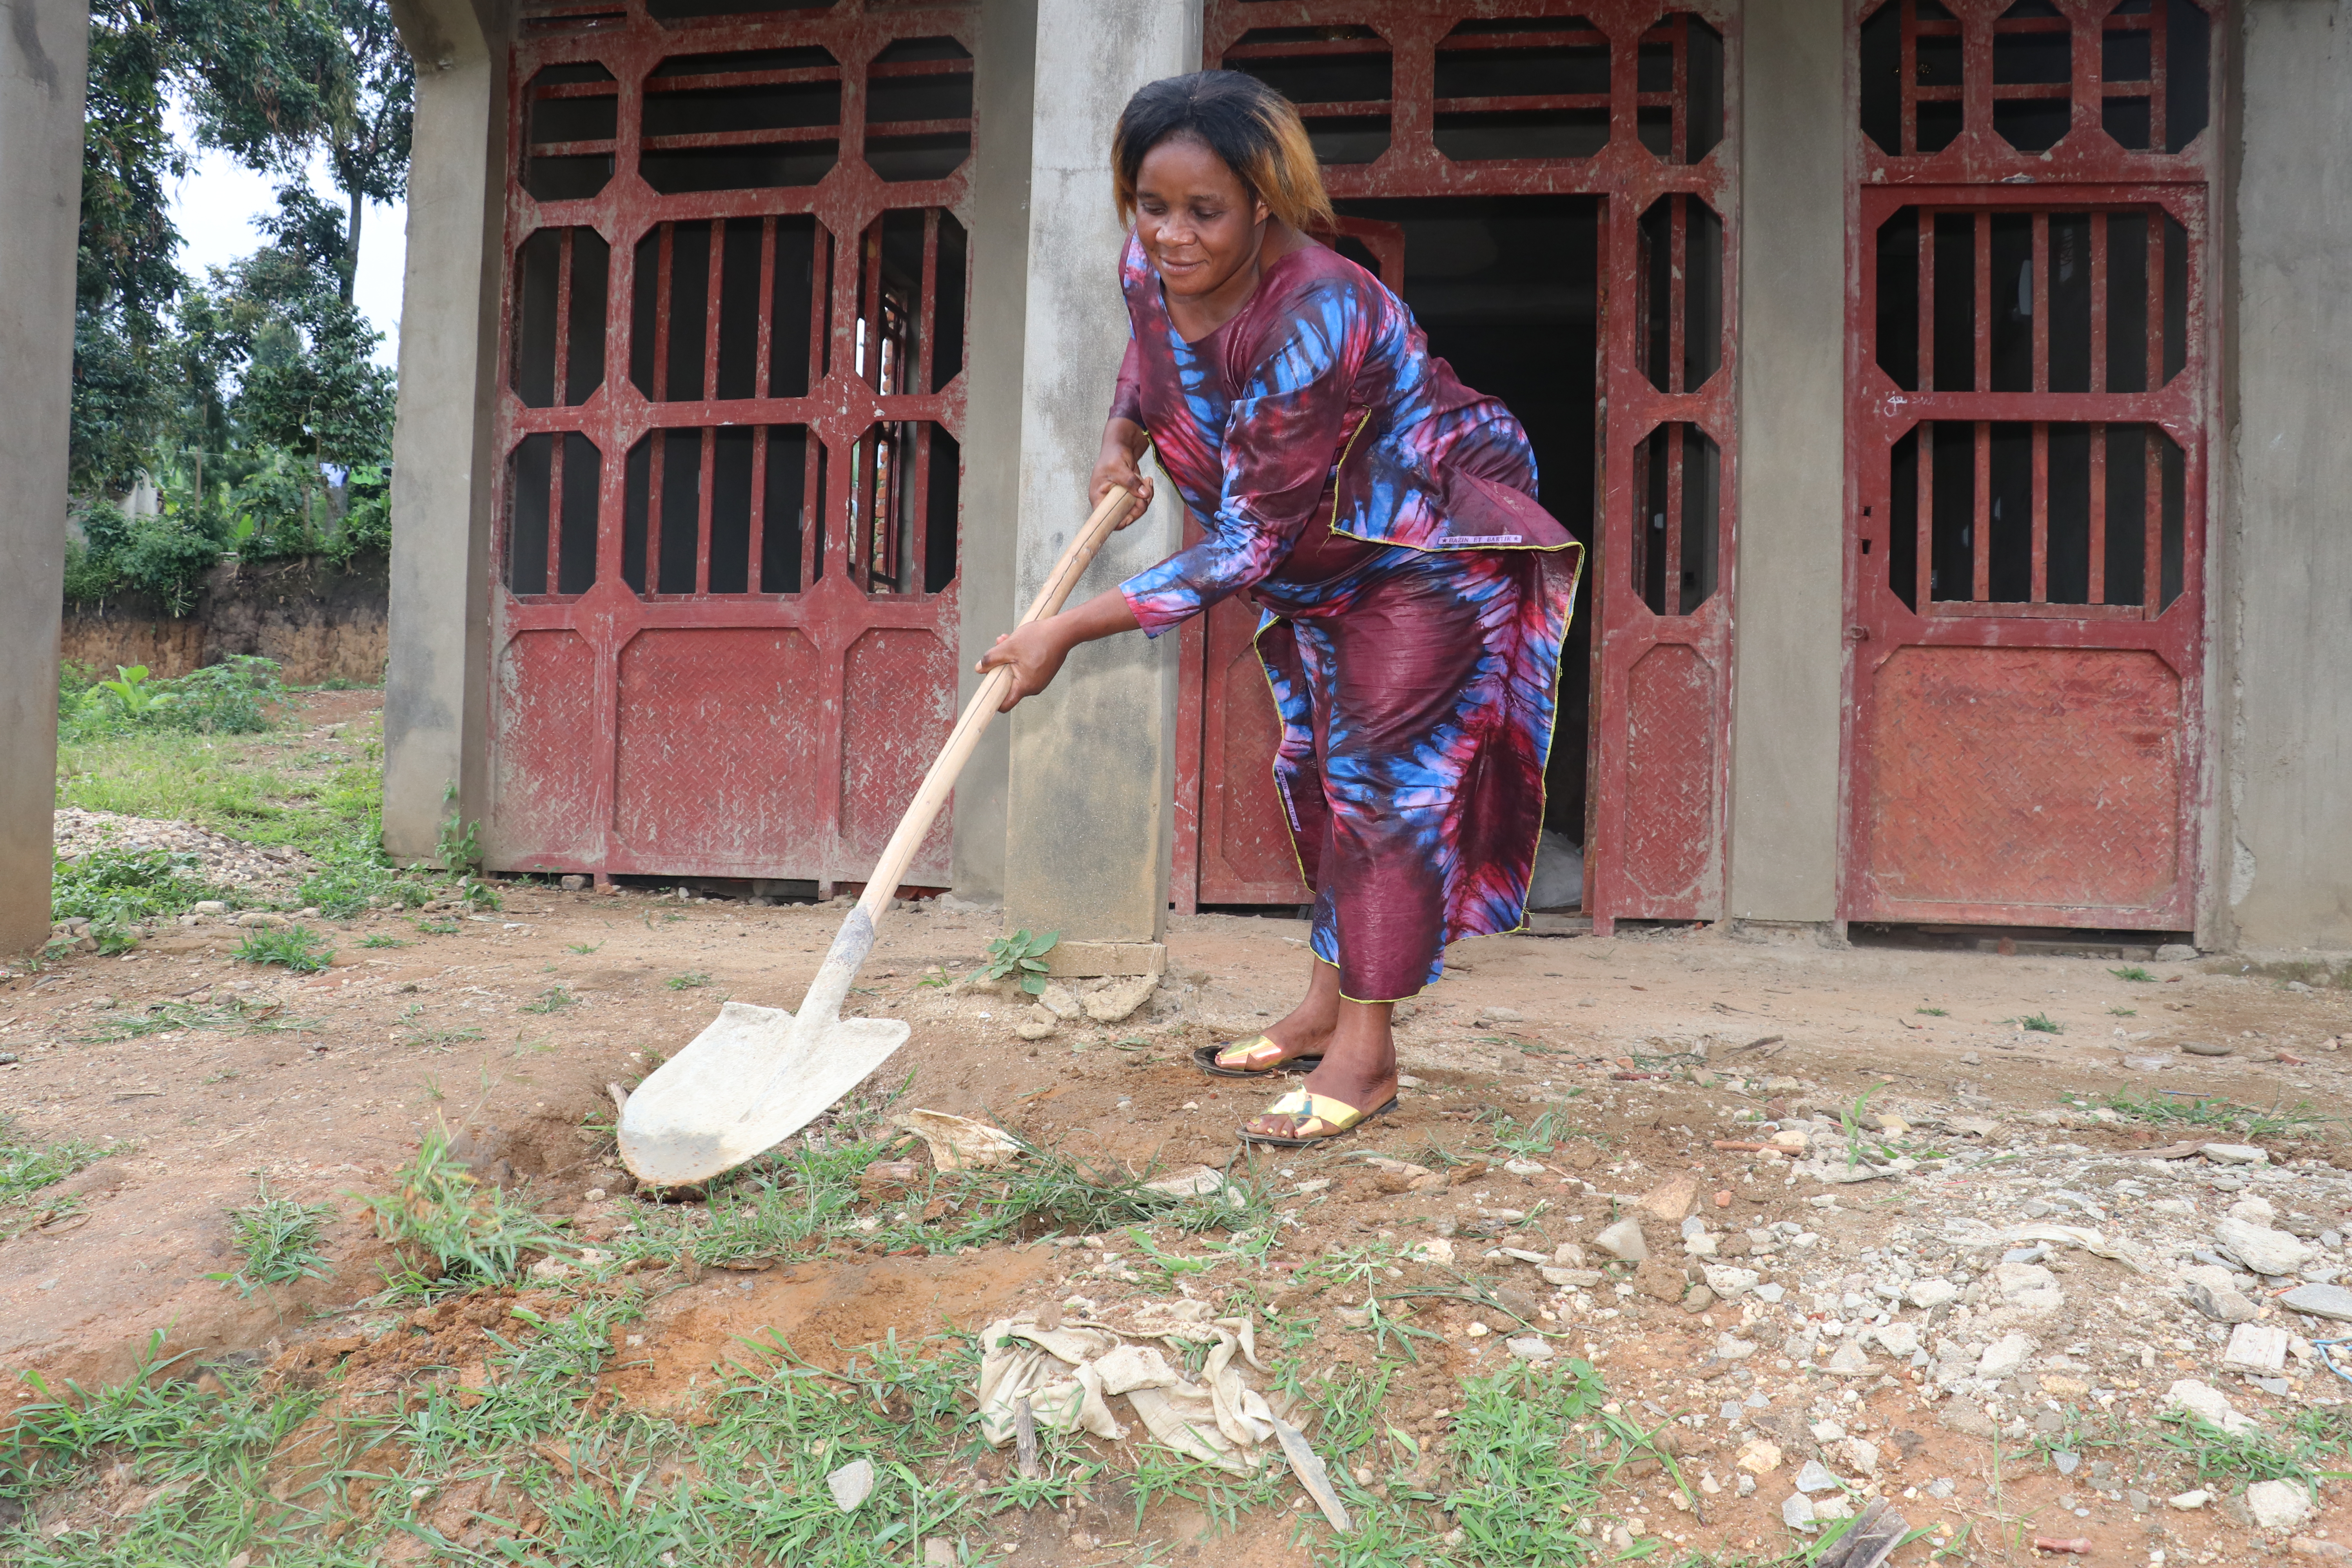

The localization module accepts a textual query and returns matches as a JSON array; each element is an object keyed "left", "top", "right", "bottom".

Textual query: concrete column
[
  {"left": 2218, "top": 0, "right": 2352, "bottom": 952},
  {"left": 947, "top": 0, "right": 1038, "bottom": 906},
  {"left": 1724, "top": 0, "right": 1847, "bottom": 931},
  {"left": 382, "top": 0, "right": 505, "bottom": 861},
  {"left": 1000, "top": 0, "right": 1201, "bottom": 960},
  {"left": 0, "top": 0, "right": 87, "bottom": 960}
]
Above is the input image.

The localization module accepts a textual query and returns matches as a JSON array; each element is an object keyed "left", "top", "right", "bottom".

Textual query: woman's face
[{"left": 1132, "top": 134, "right": 1269, "bottom": 299}]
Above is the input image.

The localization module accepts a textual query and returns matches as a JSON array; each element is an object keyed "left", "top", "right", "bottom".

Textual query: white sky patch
[{"left": 163, "top": 97, "right": 406, "bottom": 369}]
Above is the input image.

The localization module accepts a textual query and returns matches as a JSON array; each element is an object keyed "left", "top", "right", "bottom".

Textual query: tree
[{"left": 175, "top": 0, "right": 414, "bottom": 303}]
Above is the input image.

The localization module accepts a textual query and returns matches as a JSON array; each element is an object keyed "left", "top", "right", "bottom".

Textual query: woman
[{"left": 978, "top": 71, "right": 1582, "bottom": 1147}]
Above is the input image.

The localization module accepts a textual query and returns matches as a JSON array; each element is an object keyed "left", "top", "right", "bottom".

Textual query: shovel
[{"left": 617, "top": 481, "right": 1142, "bottom": 1186}]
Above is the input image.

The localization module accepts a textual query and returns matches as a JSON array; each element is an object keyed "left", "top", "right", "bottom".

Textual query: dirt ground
[{"left": 9, "top": 690, "right": 2352, "bottom": 1564}]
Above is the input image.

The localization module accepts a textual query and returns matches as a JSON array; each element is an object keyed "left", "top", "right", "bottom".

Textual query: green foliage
[
  {"left": 2084, "top": 1091, "right": 2328, "bottom": 1142},
  {"left": 74, "top": 995, "right": 310, "bottom": 1045},
  {"left": 296, "top": 813, "right": 435, "bottom": 917},
  {"left": 982, "top": 927, "right": 1059, "bottom": 996},
  {"left": 2020, "top": 1012, "right": 2063, "bottom": 1034},
  {"left": 522, "top": 986, "right": 576, "bottom": 1014},
  {"left": 234, "top": 923, "right": 334, "bottom": 973},
  {"left": 2111, "top": 965, "right": 2156, "bottom": 982},
  {"left": 51, "top": 843, "right": 220, "bottom": 941},
  {"left": 1915, "top": 1005, "right": 1949, "bottom": 1016},
  {"left": 69, "top": 493, "right": 222, "bottom": 615},
  {"left": 0, "top": 1118, "right": 113, "bottom": 1211},
  {"left": 207, "top": 1180, "right": 335, "bottom": 1296},
  {"left": 361, "top": 1130, "right": 564, "bottom": 1292},
  {"left": 666, "top": 971, "right": 712, "bottom": 991}
]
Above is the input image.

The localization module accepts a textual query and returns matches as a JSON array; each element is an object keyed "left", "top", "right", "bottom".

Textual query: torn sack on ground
[{"left": 974, "top": 1299, "right": 1283, "bottom": 1477}]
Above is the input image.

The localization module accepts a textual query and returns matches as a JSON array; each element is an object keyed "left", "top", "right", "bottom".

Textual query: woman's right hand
[{"left": 1091, "top": 419, "right": 1155, "bottom": 529}]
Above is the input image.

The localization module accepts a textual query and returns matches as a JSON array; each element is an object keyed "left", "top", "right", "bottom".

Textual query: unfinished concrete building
[{"left": 319, "top": 0, "right": 2352, "bottom": 958}]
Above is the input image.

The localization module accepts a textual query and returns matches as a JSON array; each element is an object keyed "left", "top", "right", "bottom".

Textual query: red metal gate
[
  {"left": 1189, "top": 0, "right": 1739, "bottom": 934},
  {"left": 1842, "top": 0, "right": 2218, "bottom": 929},
  {"left": 487, "top": 1, "right": 975, "bottom": 889}
]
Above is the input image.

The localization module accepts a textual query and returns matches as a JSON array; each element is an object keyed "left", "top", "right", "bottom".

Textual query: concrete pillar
[
  {"left": 0, "top": 0, "right": 87, "bottom": 960},
  {"left": 2217, "top": 0, "right": 2352, "bottom": 951},
  {"left": 947, "top": 0, "right": 1039, "bottom": 906},
  {"left": 1724, "top": 0, "right": 1847, "bottom": 931},
  {"left": 1000, "top": 0, "right": 1201, "bottom": 962},
  {"left": 382, "top": 0, "right": 505, "bottom": 862}
]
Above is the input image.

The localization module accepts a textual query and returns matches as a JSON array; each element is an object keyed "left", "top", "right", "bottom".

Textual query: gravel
[{"left": 54, "top": 808, "right": 314, "bottom": 898}]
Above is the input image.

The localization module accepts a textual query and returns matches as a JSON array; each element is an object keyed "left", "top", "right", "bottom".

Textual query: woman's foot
[
  {"left": 1221, "top": 960, "right": 1343, "bottom": 1069},
  {"left": 1242, "top": 993, "right": 1397, "bottom": 1142}
]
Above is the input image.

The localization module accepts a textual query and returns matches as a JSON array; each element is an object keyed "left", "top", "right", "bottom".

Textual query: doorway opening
[{"left": 1330, "top": 196, "right": 1600, "bottom": 911}]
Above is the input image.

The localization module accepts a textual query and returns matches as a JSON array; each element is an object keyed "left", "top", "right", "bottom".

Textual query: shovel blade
[{"left": 616, "top": 999, "right": 909, "bottom": 1186}]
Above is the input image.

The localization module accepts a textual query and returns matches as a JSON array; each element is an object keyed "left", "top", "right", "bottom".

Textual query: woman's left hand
[{"left": 976, "top": 620, "right": 1073, "bottom": 711}]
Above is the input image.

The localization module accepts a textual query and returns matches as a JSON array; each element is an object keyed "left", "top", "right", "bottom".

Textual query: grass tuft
[
  {"left": 234, "top": 923, "right": 334, "bottom": 973},
  {"left": 208, "top": 1180, "right": 335, "bottom": 1296},
  {"left": 2021, "top": 1013, "right": 2063, "bottom": 1034},
  {"left": 665, "top": 971, "right": 712, "bottom": 991},
  {"left": 360, "top": 1131, "right": 566, "bottom": 1294}
]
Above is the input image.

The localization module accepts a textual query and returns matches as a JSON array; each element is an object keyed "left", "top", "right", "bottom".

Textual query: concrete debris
[
  {"left": 1593, "top": 1218, "right": 1648, "bottom": 1261},
  {"left": 1793, "top": 1459, "right": 1839, "bottom": 1494},
  {"left": 2278, "top": 1283, "right": 2352, "bottom": 1322},
  {"left": 1083, "top": 975, "right": 1159, "bottom": 1024},
  {"left": 826, "top": 1458, "right": 876, "bottom": 1512},
  {"left": 2221, "top": 1322, "right": 2292, "bottom": 1375},
  {"left": 2216, "top": 1216, "right": 2315, "bottom": 1276},
  {"left": 2246, "top": 1479, "right": 2313, "bottom": 1531}
]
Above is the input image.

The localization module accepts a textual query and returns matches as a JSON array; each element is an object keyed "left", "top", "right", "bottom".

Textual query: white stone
[
  {"left": 1793, "top": 1460, "right": 1839, "bottom": 1494},
  {"left": 1872, "top": 1321, "right": 1922, "bottom": 1358},
  {"left": 1781, "top": 1493, "right": 1816, "bottom": 1529},
  {"left": 1414, "top": 1237, "right": 1455, "bottom": 1265},
  {"left": 2222, "top": 1322, "right": 2292, "bottom": 1374},
  {"left": 1593, "top": 1219, "right": 1649, "bottom": 1261},
  {"left": 2167, "top": 1489, "right": 2210, "bottom": 1510},
  {"left": 1977, "top": 1333, "right": 2037, "bottom": 1378},
  {"left": 1826, "top": 1340, "right": 1874, "bottom": 1374},
  {"left": 1082, "top": 974, "right": 1158, "bottom": 1024},
  {"left": 2218, "top": 1216, "right": 2315, "bottom": 1276},
  {"left": 1505, "top": 1336, "right": 1555, "bottom": 1361},
  {"left": 828, "top": 1458, "right": 877, "bottom": 1511},
  {"left": 2228, "top": 1196, "right": 2278, "bottom": 1224},
  {"left": 2200, "top": 1143, "right": 2270, "bottom": 1166},
  {"left": 1035, "top": 983, "right": 1082, "bottom": 1020},
  {"left": 1552, "top": 1241, "right": 1587, "bottom": 1267},
  {"left": 1990, "top": 1262, "right": 2064, "bottom": 1310},
  {"left": 1503, "top": 1158, "right": 1547, "bottom": 1176},
  {"left": 1736, "top": 1439, "right": 1783, "bottom": 1475},
  {"left": 2165, "top": 1379, "right": 2256, "bottom": 1436},
  {"left": 2245, "top": 1479, "right": 2312, "bottom": 1530},
  {"left": 2278, "top": 1283, "right": 2352, "bottom": 1323},
  {"left": 1702, "top": 1265, "right": 1762, "bottom": 1298},
  {"left": 1907, "top": 1278, "right": 1960, "bottom": 1309},
  {"left": 1714, "top": 1334, "right": 1758, "bottom": 1361}
]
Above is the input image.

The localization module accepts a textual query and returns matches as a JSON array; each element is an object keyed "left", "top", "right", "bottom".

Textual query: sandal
[
  {"left": 1192, "top": 1036, "right": 1325, "bottom": 1079},
  {"left": 1238, "top": 1087, "right": 1399, "bottom": 1148}
]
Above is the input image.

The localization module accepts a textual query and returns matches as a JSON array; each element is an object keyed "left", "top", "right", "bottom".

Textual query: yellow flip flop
[
  {"left": 1238, "top": 1086, "right": 1399, "bottom": 1148},
  {"left": 1192, "top": 1035, "right": 1325, "bottom": 1078}
]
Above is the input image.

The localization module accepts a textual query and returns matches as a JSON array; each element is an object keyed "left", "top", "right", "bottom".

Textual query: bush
[
  {"left": 154, "top": 654, "right": 281, "bottom": 734},
  {"left": 232, "top": 924, "right": 333, "bottom": 973},
  {"left": 73, "top": 495, "right": 221, "bottom": 615},
  {"left": 52, "top": 844, "right": 221, "bottom": 926}
]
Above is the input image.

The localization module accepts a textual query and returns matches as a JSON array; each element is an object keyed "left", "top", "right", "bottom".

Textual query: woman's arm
[{"left": 974, "top": 586, "right": 1141, "bottom": 711}]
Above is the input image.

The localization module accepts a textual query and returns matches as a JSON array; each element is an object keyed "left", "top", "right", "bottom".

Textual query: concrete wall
[
  {"left": 1725, "top": 0, "right": 1847, "bottom": 927},
  {"left": 0, "top": 0, "right": 87, "bottom": 958},
  {"left": 2219, "top": 0, "right": 2352, "bottom": 951},
  {"left": 382, "top": 0, "right": 507, "bottom": 862},
  {"left": 947, "top": 0, "right": 1039, "bottom": 906},
  {"left": 999, "top": 0, "right": 1201, "bottom": 947}
]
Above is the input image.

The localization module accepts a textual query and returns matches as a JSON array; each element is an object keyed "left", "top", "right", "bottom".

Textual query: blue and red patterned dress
[{"left": 1114, "top": 234, "right": 1583, "bottom": 1002}]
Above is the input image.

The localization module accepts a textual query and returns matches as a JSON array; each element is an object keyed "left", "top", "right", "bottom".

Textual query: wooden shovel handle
[{"left": 854, "top": 482, "right": 1140, "bottom": 921}]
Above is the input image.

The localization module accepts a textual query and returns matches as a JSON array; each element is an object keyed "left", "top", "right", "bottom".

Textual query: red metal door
[
  {"left": 1842, "top": 0, "right": 2218, "bottom": 930},
  {"left": 488, "top": 1, "right": 976, "bottom": 891},
  {"left": 1187, "top": 1, "right": 1739, "bottom": 933}
]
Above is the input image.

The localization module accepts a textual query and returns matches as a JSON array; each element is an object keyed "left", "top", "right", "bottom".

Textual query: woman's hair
[{"left": 1112, "top": 71, "right": 1334, "bottom": 233}]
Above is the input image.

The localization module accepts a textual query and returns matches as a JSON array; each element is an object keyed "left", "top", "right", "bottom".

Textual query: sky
[{"left": 163, "top": 98, "right": 408, "bottom": 368}]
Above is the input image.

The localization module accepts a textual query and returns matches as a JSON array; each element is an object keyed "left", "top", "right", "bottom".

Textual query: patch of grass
[
  {"left": 401, "top": 1025, "right": 485, "bottom": 1049},
  {"left": 359, "top": 933, "right": 408, "bottom": 949},
  {"left": 521, "top": 985, "right": 576, "bottom": 1014},
  {"left": 1474, "top": 1108, "right": 1577, "bottom": 1159},
  {"left": 566, "top": 941, "right": 601, "bottom": 955},
  {"left": 1915, "top": 1006, "right": 1949, "bottom": 1016},
  {"left": 75, "top": 995, "right": 309, "bottom": 1044},
  {"left": 665, "top": 971, "right": 711, "bottom": 991},
  {"left": 2110, "top": 965, "right": 2156, "bottom": 982},
  {"left": 2109, "top": 1005, "right": 2138, "bottom": 1017},
  {"left": 0, "top": 1118, "right": 113, "bottom": 1212},
  {"left": 414, "top": 917, "right": 460, "bottom": 936},
  {"left": 51, "top": 846, "right": 226, "bottom": 944},
  {"left": 2020, "top": 1013, "right": 2063, "bottom": 1034},
  {"left": 295, "top": 817, "right": 437, "bottom": 917},
  {"left": 2156, "top": 1408, "right": 2352, "bottom": 1494},
  {"left": 207, "top": 1180, "right": 335, "bottom": 1297},
  {"left": 234, "top": 923, "right": 334, "bottom": 973},
  {"left": 2094, "top": 1092, "right": 2328, "bottom": 1142},
  {"left": 359, "top": 1130, "right": 566, "bottom": 1294}
]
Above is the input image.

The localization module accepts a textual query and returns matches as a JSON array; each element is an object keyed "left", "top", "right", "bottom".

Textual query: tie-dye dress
[{"left": 1114, "top": 235, "right": 1583, "bottom": 1002}]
